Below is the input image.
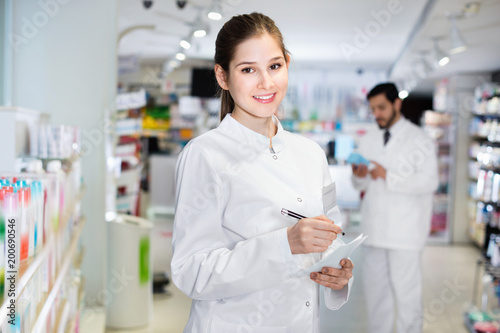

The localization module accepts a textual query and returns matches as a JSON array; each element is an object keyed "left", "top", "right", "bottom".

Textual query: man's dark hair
[{"left": 367, "top": 82, "right": 399, "bottom": 103}]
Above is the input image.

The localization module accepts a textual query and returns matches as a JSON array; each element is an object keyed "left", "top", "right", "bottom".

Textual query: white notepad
[{"left": 299, "top": 233, "right": 368, "bottom": 276}]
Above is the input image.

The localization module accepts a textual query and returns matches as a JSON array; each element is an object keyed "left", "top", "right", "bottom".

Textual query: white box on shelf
[
  {"left": 0, "top": 107, "right": 47, "bottom": 172},
  {"left": 116, "top": 164, "right": 143, "bottom": 195},
  {"left": 115, "top": 118, "right": 142, "bottom": 136}
]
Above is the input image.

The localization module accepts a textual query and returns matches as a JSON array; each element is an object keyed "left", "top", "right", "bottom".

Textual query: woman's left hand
[{"left": 310, "top": 259, "right": 353, "bottom": 290}]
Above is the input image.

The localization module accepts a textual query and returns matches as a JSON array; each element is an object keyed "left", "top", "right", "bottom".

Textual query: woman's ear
[
  {"left": 285, "top": 54, "right": 291, "bottom": 69},
  {"left": 214, "top": 65, "right": 228, "bottom": 90}
]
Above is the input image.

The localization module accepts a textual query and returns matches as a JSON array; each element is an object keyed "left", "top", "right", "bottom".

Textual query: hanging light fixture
[
  {"left": 414, "top": 51, "right": 433, "bottom": 78},
  {"left": 432, "top": 39, "right": 449, "bottom": 67},
  {"left": 175, "top": 52, "right": 186, "bottom": 61},
  {"left": 421, "top": 57, "right": 434, "bottom": 75},
  {"left": 207, "top": 0, "right": 222, "bottom": 21},
  {"left": 168, "top": 60, "right": 180, "bottom": 68},
  {"left": 448, "top": 14, "right": 467, "bottom": 54},
  {"left": 399, "top": 90, "right": 409, "bottom": 99},
  {"left": 193, "top": 22, "right": 208, "bottom": 37},
  {"left": 179, "top": 36, "right": 191, "bottom": 50}
]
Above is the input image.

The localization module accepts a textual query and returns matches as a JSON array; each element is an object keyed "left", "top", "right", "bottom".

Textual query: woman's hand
[
  {"left": 310, "top": 259, "right": 354, "bottom": 290},
  {"left": 287, "top": 215, "right": 342, "bottom": 254}
]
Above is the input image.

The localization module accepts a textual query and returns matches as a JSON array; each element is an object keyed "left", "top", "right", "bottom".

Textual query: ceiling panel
[{"left": 118, "top": 0, "right": 500, "bottom": 93}]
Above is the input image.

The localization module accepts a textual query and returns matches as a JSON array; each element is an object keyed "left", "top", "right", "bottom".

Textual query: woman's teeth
[{"left": 254, "top": 94, "right": 274, "bottom": 100}]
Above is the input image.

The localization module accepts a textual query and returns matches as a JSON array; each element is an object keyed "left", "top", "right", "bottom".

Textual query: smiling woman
[
  {"left": 214, "top": 32, "right": 289, "bottom": 136},
  {"left": 171, "top": 12, "right": 354, "bottom": 333}
]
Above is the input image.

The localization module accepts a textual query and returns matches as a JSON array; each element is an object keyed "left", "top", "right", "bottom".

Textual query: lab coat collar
[
  {"left": 382, "top": 116, "right": 408, "bottom": 148},
  {"left": 219, "top": 113, "right": 286, "bottom": 153},
  {"left": 386, "top": 116, "right": 405, "bottom": 136}
]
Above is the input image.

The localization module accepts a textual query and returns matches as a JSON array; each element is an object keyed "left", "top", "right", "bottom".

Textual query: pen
[{"left": 281, "top": 208, "right": 345, "bottom": 236}]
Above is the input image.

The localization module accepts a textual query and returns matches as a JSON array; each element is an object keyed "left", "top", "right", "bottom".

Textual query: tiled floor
[{"left": 82, "top": 234, "right": 485, "bottom": 333}]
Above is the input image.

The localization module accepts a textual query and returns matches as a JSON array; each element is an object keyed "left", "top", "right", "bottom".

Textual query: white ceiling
[{"left": 118, "top": 0, "right": 500, "bottom": 94}]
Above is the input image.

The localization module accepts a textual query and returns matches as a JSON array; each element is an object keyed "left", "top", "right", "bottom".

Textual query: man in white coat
[{"left": 351, "top": 83, "right": 438, "bottom": 333}]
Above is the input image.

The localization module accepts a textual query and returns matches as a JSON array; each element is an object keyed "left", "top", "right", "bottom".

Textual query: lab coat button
[
  {"left": 297, "top": 197, "right": 302, "bottom": 202},
  {"left": 306, "top": 301, "right": 310, "bottom": 307},
  {"left": 273, "top": 155, "right": 278, "bottom": 160}
]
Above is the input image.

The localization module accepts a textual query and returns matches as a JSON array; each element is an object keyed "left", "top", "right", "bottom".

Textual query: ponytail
[{"left": 219, "top": 89, "right": 234, "bottom": 121}]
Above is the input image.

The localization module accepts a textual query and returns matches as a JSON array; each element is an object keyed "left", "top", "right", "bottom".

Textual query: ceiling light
[
  {"left": 175, "top": 52, "right": 186, "bottom": 61},
  {"left": 207, "top": 1, "right": 222, "bottom": 21},
  {"left": 433, "top": 39, "right": 449, "bottom": 67},
  {"left": 208, "top": 11, "right": 222, "bottom": 21},
  {"left": 192, "top": 20, "right": 209, "bottom": 38},
  {"left": 193, "top": 28, "right": 207, "bottom": 38},
  {"left": 399, "top": 90, "right": 409, "bottom": 99},
  {"left": 449, "top": 16, "right": 467, "bottom": 54},
  {"left": 180, "top": 38, "right": 191, "bottom": 49},
  {"left": 168, "top": 60, "right": 180, "bottom": 68}
]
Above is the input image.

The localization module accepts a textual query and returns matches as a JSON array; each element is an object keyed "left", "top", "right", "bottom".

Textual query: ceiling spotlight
[
  {"left": 168, "top": 60, "right": 180, "bottom": 68},
  {"left": 208, "top": 11, "right": 222, "bottom": 21},
  {"left": 420, "top": 58, "right": 433, "bottom": 78},
  {"left": 399, "top": 90, "right": 409, "bottom": 99},
  {"left": 192, "top": 18, "right": 209, "bottom": 38},
  {"left": 193, "top": 27, "right": 207, "bottom": 37},
  {"left": 432, "top": 39, "right": 449, "bottom": 67},
  {"left": 180, "top": 38, "right": 191, "bottom": 49},
  {"left": 422, "top": 57, "right": 433, "bottom": 73},
  {"left": 448, "top": 15, "right": 467, "bottom": 54},
  {"left": 175, "top": 52, "right": 186, "bottom": 61},
  {"left": 207, "top": 0, "right": 222, "bottom": 20}
]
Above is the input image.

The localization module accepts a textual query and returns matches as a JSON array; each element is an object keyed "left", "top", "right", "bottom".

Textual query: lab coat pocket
[
  {"left": 211, "top": 320, "right": 287, "bottom": 333},
  {"left": 322, "top": 182, "right": 337, "bottom": 213},
  {"left": 325, "top": 205, "right": 342, "bottom": 227}
]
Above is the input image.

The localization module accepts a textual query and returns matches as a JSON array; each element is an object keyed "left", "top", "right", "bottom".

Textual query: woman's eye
[
  {"left": 270, "top": 63, "right": 282, "bottom": 70},
  {"left": 241, "top": 67, "right": 254, "bottom": 73}
]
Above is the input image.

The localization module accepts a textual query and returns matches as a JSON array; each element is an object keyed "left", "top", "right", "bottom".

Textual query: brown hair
[{"left": 214, "top": 12, "right": 289, "bottom": 121}]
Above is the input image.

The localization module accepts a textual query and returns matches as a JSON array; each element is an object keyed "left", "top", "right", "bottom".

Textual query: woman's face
[{"left": 216, "top": 33, "right": 289, "bottom": 119}]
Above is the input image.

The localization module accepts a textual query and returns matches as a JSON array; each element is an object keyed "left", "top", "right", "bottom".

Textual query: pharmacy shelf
[
  {"left": 0, "top": 185, "right": 85, "bottom": 329},
  {"left": 0, "top": 215, "right": 85, "bottom": 330},
  {"left": 472, "top": 113, "right": 500, "bottom": 118},
  {"left": 141, "top": 129, "right": 170, "bottom": 139},
  {"left": 31, "top": 217, "right": 85, "bottom": 333},
  {"left": 463, "top": 313, "right": 475, "bottom": 333},
  {"left": 0, "top": 232, "right": 53, "bottom": 325}
]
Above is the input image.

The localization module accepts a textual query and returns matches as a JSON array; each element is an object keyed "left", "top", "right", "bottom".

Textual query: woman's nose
[{"left": 257, "top": 71, "right": 274, "bottom": 89}]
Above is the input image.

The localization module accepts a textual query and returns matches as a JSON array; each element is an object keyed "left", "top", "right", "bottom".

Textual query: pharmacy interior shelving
[
  {"left": 0, "top": 108, "right": 87, "bottom": 333},
  {"left": 467, "top": 83, "right": 500, "bottom": 250},
  {"left": 463, "top": 83, "right": 500, "bottom": 332},
  {"left": 0, "top": 167, "right": 86, "bottom": 333},
  {"left": 422, "top": 79, "right": 459, "bottom": 245}
]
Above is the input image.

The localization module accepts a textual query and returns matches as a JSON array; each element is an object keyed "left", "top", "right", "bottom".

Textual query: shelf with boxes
[
  {"left": 423, "top": 110, "right": 454, "bottom": 241},
  {"left": 463, "top": 258, "right": 500, "bottom": 333},
  {"left": 0, "top": 107, "right": 86, "bottom": 333},
  {"left": 113, "top": 90, "right": 148, "bottom": 216},
  {"left": 0, "top": 170, "right": 85, "bottom": 333},
  {"left": 468, "top": 83, "right": 500, "bottom": 250}
]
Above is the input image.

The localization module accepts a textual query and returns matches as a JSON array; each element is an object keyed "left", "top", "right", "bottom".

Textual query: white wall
[
  {"left": 0, "top": 0, "right": 12, "bottom": 105},
  {"left": 10, "top": 0, "right": 118, "bottom": 307},
  {"left": 448, "top": 73, "right": 491, "bottom": 243}
]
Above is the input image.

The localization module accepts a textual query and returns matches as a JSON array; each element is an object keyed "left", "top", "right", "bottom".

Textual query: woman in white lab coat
[{"left": 171, "top": 12, "right": 353, "bottom": 333}]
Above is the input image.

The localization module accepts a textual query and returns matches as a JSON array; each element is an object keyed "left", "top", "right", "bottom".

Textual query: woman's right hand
[{"left": 287, "top": 215, "right": 343, "bottom": 254}]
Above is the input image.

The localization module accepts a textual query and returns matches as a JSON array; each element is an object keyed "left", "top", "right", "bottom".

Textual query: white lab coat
[
  {"left": 351, "top": 117, "right": 439, "bottom": 250},
  {"left": 172, "top": 114, "right": 351, "bottom": 333}
]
